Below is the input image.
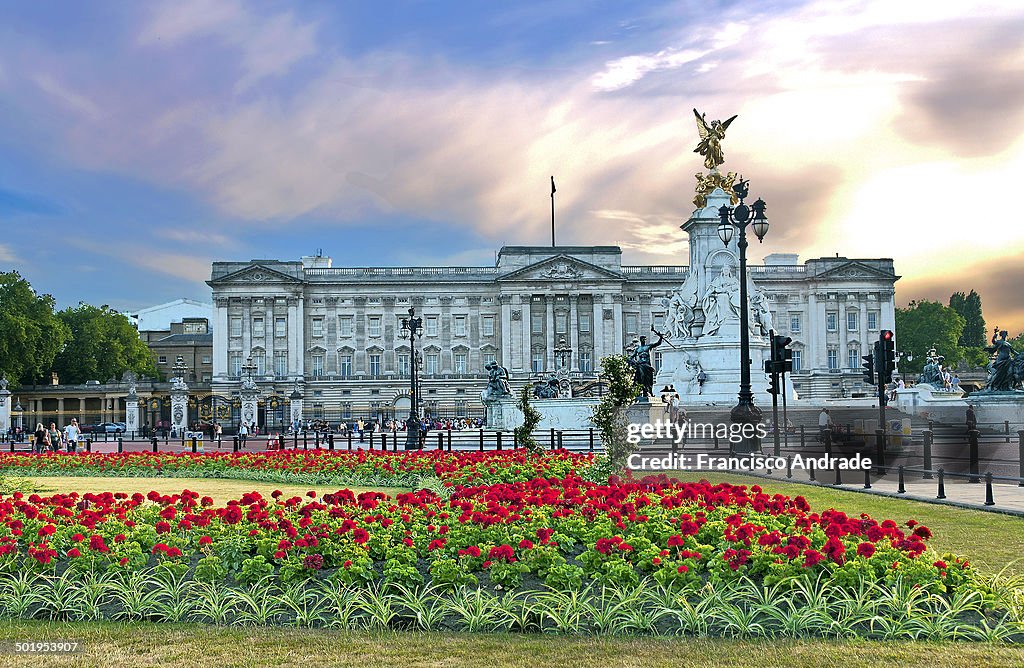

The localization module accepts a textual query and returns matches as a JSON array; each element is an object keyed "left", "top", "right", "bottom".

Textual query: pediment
[
  {"left": 816, "top": 261, "right": 896, "bottom": 281},
  {"left": 208, "top": 264, "right": 302, "bottom": 285},
  {"left": 498, "top": 255, "right": 624, "bottom": 282}
]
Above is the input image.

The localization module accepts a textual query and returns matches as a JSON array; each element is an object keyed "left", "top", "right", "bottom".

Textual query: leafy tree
[
  {"left": 513, "top": 386, "right": 543, "bottom": 454},
  {"left": 949, "top": 290, "right": 986, "bottom": 347},
  {"left": 52, "top": 303, "right": 158, "bottom": 384},
  {"left": 895, "top": 300, "right": 964, "bottom": 374},
  {"left": 0, "top": 271, "right": 69, "bottom": 386},
  {"left": 591, "top": 354, "right": 639, "bottom": 471}
]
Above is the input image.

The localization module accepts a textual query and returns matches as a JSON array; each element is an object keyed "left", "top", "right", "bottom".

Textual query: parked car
[{"left": 88, "top": 422, "right": 125, "bottom": 434}]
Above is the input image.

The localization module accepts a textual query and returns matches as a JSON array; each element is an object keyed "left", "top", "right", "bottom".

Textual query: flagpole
[{"left": 550, "top": 176, "right": 556, "bottom": 247}]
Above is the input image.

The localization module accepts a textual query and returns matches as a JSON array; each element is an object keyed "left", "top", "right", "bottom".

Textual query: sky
[{"left": 1, "top": 0, "right": 1023, "bottom": 333}]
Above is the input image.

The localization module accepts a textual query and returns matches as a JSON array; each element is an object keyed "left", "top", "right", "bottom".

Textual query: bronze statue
[
  {"left": 984, "top": 329, "right": 1022, "bottom": 392},
  {"left": 693, "top": 109, "right": 737, "bottom": 171},
  {"left": 628, "top": 327, "right": 665, "bottom": 398}
]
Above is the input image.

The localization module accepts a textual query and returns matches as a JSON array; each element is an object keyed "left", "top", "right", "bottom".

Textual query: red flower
[
  {"left": 155, "top": 521, "right": 171, "bottom": 534},
  {"left": 67, "top": 548, "right": 82, "bottom": 558},
  {"left": 89, "top": 535, "right": 109, "bottom": 553},
  {"left": 352, "top": 528, "right": 370, "bottom": 544},
  {"left": 518, "top": 539, "right": 534, "bottom": 550},
  {"left": 487, "top": 544, "right": 516, "bottom": 563},
  {"left": 72, "top": 533, "right": 85, "bottom": 542},
  {"left": 857, "top": 542, "right": 876, "bottom": 558},
  {"left": 677, "top": 564, "right": 688, "bottom": 573},
  {"left": 199, "top": 536, "right": 213, "bottom": 546},
  {"left": 38, "top": 524, "right": 56, "bottom": 537}
]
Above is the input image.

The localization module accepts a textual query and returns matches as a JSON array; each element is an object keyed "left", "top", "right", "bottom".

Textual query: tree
[
  {"left": 52, "top": 304, "right": 158, "bottom": 384},
  {"left": 513, "top": 386, "right": 543, "bottom": 454},
  {"left": 0, "top": 271, "right": 70, "bottom": 386},
  {"left": 591, "top": 354, "right": 639, "bottom": 471},
  {"left": 949, "top": 290, "right": 986, "bottom": 347},
  {"left": 895, "top": 300, "right": 965, "bottom": 374}
]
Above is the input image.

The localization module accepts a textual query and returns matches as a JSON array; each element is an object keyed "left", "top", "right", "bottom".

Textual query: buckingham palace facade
[{"left": 207, "top": 245, "right": 897, "bottom": 422}]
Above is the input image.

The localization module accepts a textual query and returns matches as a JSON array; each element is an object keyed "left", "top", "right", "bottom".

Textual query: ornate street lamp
[
  {"left": 897, "top": 351, "right": 914, "bottom": 384},
  {"left": 400, "top": 307, "right": 424, "bottom": 449},
  {"left": 718, "top": 177, "right": 769, "bottom": 453},
  {"left": 554, "top": 336, "right": 572, "bottom": 370}
]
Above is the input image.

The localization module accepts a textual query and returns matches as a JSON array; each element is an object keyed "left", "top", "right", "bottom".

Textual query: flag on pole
[{"left": 551, "top": 176, "right": 556, "bottom": 195}]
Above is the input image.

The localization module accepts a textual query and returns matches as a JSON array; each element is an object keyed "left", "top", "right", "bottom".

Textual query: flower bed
[
  {"left": 0, "top": 475, "right": 1018, "bottom": 639},
  {"left": 0, "top": 450, "right": 592, "bottom": 487}
]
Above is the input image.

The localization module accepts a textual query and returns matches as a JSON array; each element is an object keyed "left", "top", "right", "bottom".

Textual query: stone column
[
  {"left": 545, "top": 296, "right": 555, "bottom": 371},
  {"left": 214, "top": 297, "right": 229, "bottom": 378},
  {"left": 612, "top": 295, "right": 623, "bottom": 354},
  {"left": 520, "top": 297, "right": 531, "bottom": 372},
  {"left": 0, "top": 377, "right": 11, "bottom": 436},
  {"left": 170, "top": 386, "right": 189, "bottom": 437},
  {"left": 592, "top": 298, "right": 604, "bottom": 364},
  {"left": 240, "top": 389, "right": 259, "bottom": 430},
  {"left": 125, "top": 386, "right": 139, "bottom": 436},
  {"left": 569, "top": 295, "right": 579, "bottom": 371},
  {"left": 806, "top": 292, "right": 818, "bottom": 369},
  {"left": 289, "top": 386, "right": 304, "bottom": 428},
  {"left": 500, "top": 295, "right": 513, "bottom": 369},
  {"left": 288, "top": 296, "right": 302, "bottom": 379}
]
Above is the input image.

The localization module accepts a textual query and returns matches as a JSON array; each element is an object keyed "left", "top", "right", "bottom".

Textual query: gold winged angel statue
[{"left": 693, "top": 109, "right": 737, "bottom": 170}]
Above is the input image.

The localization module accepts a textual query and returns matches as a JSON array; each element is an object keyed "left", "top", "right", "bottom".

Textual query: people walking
[
  {"left": 238, "top": 421, "right": 249, "bottom": 448},
  {"left": 64, "top": 418, "right": 81, "bottom": 453},
  {"left": 33, "top": 423, "right": 49, "bottom": 454},
  {"left": 47, "top": 422, "right": 62, "bottom": 453}
]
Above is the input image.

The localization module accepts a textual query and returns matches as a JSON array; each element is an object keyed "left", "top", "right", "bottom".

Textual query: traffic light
[
  {"left": 772, "top": 334, "right": 793, "bottom": 372},
  {"left": 862, "top": 350, "right": 875, "bottom": 385},
  {"left": 764, "top": 358, "right": 779, "bottom": 394},
  {"left": 880, "top": 330, "right": 896, "bottom": 382}
]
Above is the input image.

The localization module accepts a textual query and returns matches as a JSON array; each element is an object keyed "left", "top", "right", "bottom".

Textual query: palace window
[
  {"left": 454, "top": 351, "right": 467, "bottom": 373},
  {"left": 481, "top": 315, "right": 495, "bottom": 337},
  {"left": 454, "top": 316, "right": 467, "bottom": 337},
  {"left": 397, "top": 353, "right": 410, "bottom": 375},
  {"left": 368, "top": 317, "right": 381, "bottom": 338},
  {"left": 826, "top": 312, "right": 838, "bottom": 331},
  {"left": 254, "top": 351, "right": 266, "bottom": 375},
  {"left": 368, "top": 353, "right": 381, "bottom": 376},
  {"left": 532, "top": 350, "right": 544, "bottom": 373},
  {"left": 483, "top": 351, "right": 497, "bottom": 367},
  {"left": 229, "top": 352, "right": 242, "bottom": 377},
  {"left": 848, "top": 347, "right": 860, "bottom": 370},
  {"left": 867, "top": 311, "right": 879, "bottom": 331},
  {"left": 790, "top": 314, "right": 801, "bottom": 333},
  {"left": 579, "top": 313, "right": 591, "bottom": 333},
  {"left": 625, "top": 314, "right": 639, "bottom": 334},
  {"left": 847, "top": 311, "right": 858, "bottom": 332},
  {"left": 339, "top": 316, "right": 353, "bottom": 337},
  {"left": 339, "top": 353, "right": 353, "bottom": 377},
  {"left": 252, "top": 317, "right": 265, "bottom": 338},
  {"left": 791, "top": 350, "right": 802, "bottom": 372},
  {"left": 555, "top": 312, "right": 568, "bottom": 334},
  {"left": 579, "top": 350, "right": 592, "bottom": 373},
  {"left": 274, "top": 351, "right": 287, "bottom": 377},
  {"left": 311, "top": 318, "right": 324, "bottom": 338},
  {"left": 425, "top": 316, "right": 439, "bottom": 337},
  {"left": 827, "top": 349, "right": 838, "bottom": 370},
  {"left": 425, "top": 352, "right": 440, "bottom": 375},
  {"left": 275, "top": 317, "right": 286, "bottom": 337},
  {"left": 312, "top": 354, "right": 324, "bottom": 378},
  {"left": 531, "top": 312, "right": 543, "bottom": 334},
  {"left": 230, "top": 317, "right": 242, "bottom": 338}
]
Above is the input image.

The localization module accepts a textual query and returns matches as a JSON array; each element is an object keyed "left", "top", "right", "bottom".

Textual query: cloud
[
  {"left": 3, "top": 0, "right": 1024, "bottom": 329},
  {"left": 898, "top": 254, "right": 1024, "bottom": 335},
  {"left": 0, "top": 244, "right": 16, "bottom": 263},
  {"left": 138, "top": 0, "right": 318, "bottom": 89},
  {"left": 153, "top": 229, "right": 231, "bottom": 246}
]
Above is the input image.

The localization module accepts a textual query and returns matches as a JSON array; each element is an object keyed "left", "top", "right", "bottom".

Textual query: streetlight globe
[{"left": 718, "top": 219, "right": 734, "bottom": 246}]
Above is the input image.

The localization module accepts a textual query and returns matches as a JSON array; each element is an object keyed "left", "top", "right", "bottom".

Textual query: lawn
[
  {"left": 661, "top": 470, "right": 1024, "bottom": 576},
  {"left": 12, "top": 476, "right": 406, "bottom": 504},
  {"left": 0, "top": 622, "right": 1022, "bottom": 668}
]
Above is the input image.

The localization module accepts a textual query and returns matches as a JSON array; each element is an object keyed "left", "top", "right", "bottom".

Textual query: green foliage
[
  {"left": 513, "top": 385, "right": 543, "bottom": 454},
  {"left": 895, "top": 300, "right": 965, "bottom": 373},
  {"left": 53, "top": 303, "right": 158, "bottom": 384},
  {"left": 591, "top": 354, "right": 638, "bottom": 469},
  {"left": 0, "top": 271, "right": 70, "bottom": 386},
  {"left": 949, "top": 290, "right": 986, "bottom": 348},
  {"left": 195, "top": 555, "right": 229, "bottom": 583}
]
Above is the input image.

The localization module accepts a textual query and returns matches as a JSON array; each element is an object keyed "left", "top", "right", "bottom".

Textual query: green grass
[
  {"left": 11, "top": 476, "right": 407, "bottom": 505},
  {"left": 661, "top": 470, "right": 1024, "bottom": 576},
  {"left": 0, "top": 622, "right": 1021, "bottom": 668}
]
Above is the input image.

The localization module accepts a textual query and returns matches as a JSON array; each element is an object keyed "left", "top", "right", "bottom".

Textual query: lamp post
[
  {"left": 897, "top": 351, "right": 913, "bottom": 384},
  {"left": 400, "top": 308, "right": 423, "bottom": 449},
  {"left": 717, "top": 177, "right": 769, "bottom": 453}
]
